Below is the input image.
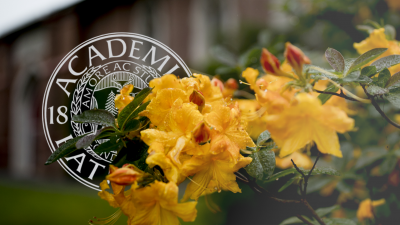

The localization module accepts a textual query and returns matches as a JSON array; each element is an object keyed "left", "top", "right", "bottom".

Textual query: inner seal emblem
[{"left": 42, "top": 33, "right": 191, "bottom": 190}]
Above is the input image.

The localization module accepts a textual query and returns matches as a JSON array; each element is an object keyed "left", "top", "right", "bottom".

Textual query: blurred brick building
[{"left": 0, "top": 0, "right": 268, "bottom": 180}]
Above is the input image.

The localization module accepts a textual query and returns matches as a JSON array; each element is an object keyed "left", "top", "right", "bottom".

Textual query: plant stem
[
  {"left": 314, "top": 89, "right": 359, "bottom": 102},
  {"left": 303, "top": 199, "right": 326, "bottom": 225},
  {"left": 235, "top": 171, "right": 326, "bottom": 225},
  {"left": 291, "top": 154, "right": 326, "bottom": 225},
  {"left": 361, "top": 85, "right": 400, "bottom": 129},
  {"left": 297, "top": 214, "right": 314, "bottom": 225}
]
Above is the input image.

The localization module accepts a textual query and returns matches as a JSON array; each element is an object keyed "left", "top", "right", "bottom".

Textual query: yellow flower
[
  {"left": 115, "top": 84, "right": 134, "bottom": 113},
  {"left": 149, "top": 74, "right": 183, "bottom": 97},
  {"left": 354, "top": 28, "right": 400, "bottom": 74},
  {"left": 106, "top": 164, "right": 142, "bottom": 186},
  {"left": 242, "top": 68, "right": 290, "bottom": 114},
  {"left": 140, "top": 88, "right": 188, "bottom": 130},
  {"left": 194, "top": 74, "right": 224, "bottom": 103},
  {"left": 97, "top": 180, "right": 135, "bottom": 224},
  {"left": 265, "top": 93, "right": 354, "bottom": 158},
  {"left": 205, "top": 104, "right": 255, "bottom": 161},
  {"left": 146, "top": 142, "right": 186, "bottom": 184},
  {"left": 130, "top": 181, "right": 197, "bottom": 225},
  {"left": 181, "top": 147, "right": 252, "bottom": 201},
  {"left": 275, "top": 151, "right": 313, "bottom": 169},
  {"left": 235, "top": 99, "right": 267, "bottom": 139},
  {"left": 357, "top": 198, "right": 386, "bottom": 222},
  {"left": 141, "top": 101, "right": 203, "bottom": 167}
]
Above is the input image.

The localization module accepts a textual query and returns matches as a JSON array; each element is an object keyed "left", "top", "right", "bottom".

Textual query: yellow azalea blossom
[
  {"left": 115, "top": 84, "right": 134, "bottom": 113},
  {"left": 182, "top": 148, "right": 252, "bottom": 201},
  {"left": 148, "top": 74, "right": 183, "bottom": 97},
  {"left": 140, "top": 88, "right": 188, "bottom": 130},
  {"left": 357, "top": 198, "right": 386, "bottom": 223},
  {"left": 235, "top": 99, "right": 267, "bottom": 139},
  {"left": 205, "top": 104, "right": 255, "bottom": 161},
  {"left": 275, "top": 151, "right": 313, "bottom": 169},
  {"left": 141, "top": 101, "right": 203, "bottom": 166},
  {"left": 193, "top": 74, "right": 224, "bottom": 103},
  {"left": 97, "top": 180, "right": 135, "bottom": 224},
  {"left": 242, "top": 68, "right": 290, "bottom": 114},
  {"left": 354, "top": 28, "right": 400, "bottom": 74},
  {"left": 265, "top": 93, "right": 354, "bottom": 158},
  {"left": 130, "top": 181, "right": 197, "bottom": 225},
  {"left": 146, "top": 142, "right": 186, "bottom": 184}
]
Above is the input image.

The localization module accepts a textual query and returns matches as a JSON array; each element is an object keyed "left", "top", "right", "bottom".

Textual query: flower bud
[
  {"left": 224, "top": 78, "right": 238, "bottom": 90},
  {"left": 261, "top": 48, "right": 285, "bottom": 76},
  {"left": 211, "top": 78, "right": 224, "bottom": 92},
  {"left": 192, "top": 121, "right": 211, "bottom": 144},
  {"left": 106, "top": 164, "right": 140, "bottom": 186},
  {"left": 284, "top": 42, "right": 311, "bottom": 76},
  {"left": 189, "top": 89, "right": 205, "bottom": 112}
]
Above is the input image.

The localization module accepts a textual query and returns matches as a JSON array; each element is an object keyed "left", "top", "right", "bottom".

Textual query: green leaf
[
  {"left": 279, "top": 216, "right": 304, "bottom": 225},
  {"left": 342, "top": 70, "right": 360, "bottom": 82},
  {"left": 366, "top": 85, "right": 388, "bottom": 96},
  {"left": 356, "top": 24, "right": 375, "bottom": 34},
  {"left": 333, "top": 142, "right": 353, "bottom": 171},
  {"left": 239, "top": 47, "right": 261, "bottom": 68},
  {"left": 361, "top": 66, "right": 377, "bottom": 77},
  {"left": 75, "top": 130, "right": 102, "bottom": 149},
  {"left": 123, "top": 119, "right": 141, "bottom": 132},
  {"left": 315, "top": 205, "right": 339, "bottom": 217},
  {"left": 278, "top": 176, "right": 298, "bottom": 192},
  {"left": 265, "top": 168, "right": 298, "bottom": 182},
  {"left": 45, "top": 136, "right": 84, "bottom": 165},
  {"left": 318, "top": 84, "right": 339, "bottom": 105},
  {"left": 386, "top": 92, "right": 400, "bottom": 108},
  {"left": 306, "top": 176, "right": 336, "bottom": 193},
  {"left": 257, "top": 130, "right": 271, "bottom": 146},
  {"left": 384, "top": 24, "right": 396, "bottom": 40},
  {"left": 377, "top": 68, "right": 391, "bottom": 88},
  {"left": 371, "top": 55, "right": 400, "bottom": 73},
  {"left": 265, "top": 167, "right": 340, "bottom": 183},
  {"left": 245, "top": 149, "right": 275, "bottom": 180},
  {"left": 380, "top": 154, "right": 398, "bottom": 175},
  {"left": 343, "top": 58, "right": 356, "bottom": 74},
  {"left": 305, "top": 167, "right": 341, "bottom": 176},
  {"left": 72, "top": 109, "right": 117, "bottom": 129},
  {"left": 118, "top": 88, "right": 152, "bottom": 130},
  {"left": 353, "top": 75, "right": 373, "bottom": 84},
  {"left": 346, "top": 48, "right": 387, "bottom": 75},
  {"left": 323, "top": 218, "right": 356, "bottom": 225},
  {"left": 354, "top": 147, "right": 387, "bottom": 170},
  {"left": 93, "top": 136, "right": 124, "bottom": 154},
  {"left": 325, "top": 48, "right": 345, "bottom": 72},
  {"left": 386, "top": 71, "right": 400, "bottom": 87}
]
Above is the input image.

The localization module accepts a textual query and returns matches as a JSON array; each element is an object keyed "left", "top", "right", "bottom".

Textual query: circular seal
[{"left": 42, "top": 33, "right": 191, "bottom": 190}]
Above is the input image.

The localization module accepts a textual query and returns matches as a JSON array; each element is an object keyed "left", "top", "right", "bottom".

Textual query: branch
[
  {"left": 297, "top": 214, "right": 314, "bottom": 225},
  {"left": 235, "top": 171, "right": 326, "bottom": 225},
  {"left": 361, "top": 85, "right": 400, "bottom": 129},
  {"left": 303, "top": 153, "right": 320, "bottom": 196},
  {"left": 291, "top": 155, "right": 326, "bottom": 225},
  {"left": 314, "top": 89, "right": 359, "bottom": 102}
]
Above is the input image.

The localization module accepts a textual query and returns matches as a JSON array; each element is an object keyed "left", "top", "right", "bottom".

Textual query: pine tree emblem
[{"left": 105, "top": 91, "right": 118, "bottom": 116}]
